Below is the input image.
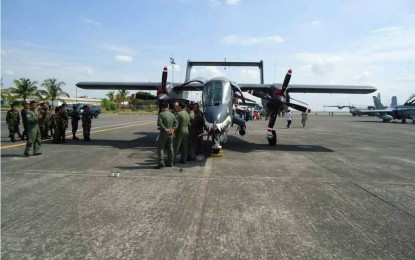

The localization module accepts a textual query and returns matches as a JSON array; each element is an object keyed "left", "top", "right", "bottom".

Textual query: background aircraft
[
  {"left": 361, "top": 93, "right": 415, "bottom": 123},
  {"left": 77, "top": 60, "right": 377, "bottom": 151}
]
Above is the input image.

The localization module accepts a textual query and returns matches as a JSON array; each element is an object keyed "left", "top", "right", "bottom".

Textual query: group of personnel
[
  {"left": 285, "top": 110, "right": 309, "bottom": 128},
  {"left": 155, "top": 101, "right": 204, "bottom": 169},
  {"left": 5, "top": 101, "right": 93, "bottom": 157}
]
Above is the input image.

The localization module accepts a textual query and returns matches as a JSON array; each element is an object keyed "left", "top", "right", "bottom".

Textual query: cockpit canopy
[{"left": 202, "top": 79, "right": 232, "bottom": 107}]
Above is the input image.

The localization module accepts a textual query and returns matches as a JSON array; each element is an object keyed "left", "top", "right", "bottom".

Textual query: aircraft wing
[
  {"left": 238, "top": 83, "right": 376, "bottom": 94},
  {"left": 287, "top": 84, "right": 376, "bottom": 94},
  {"left": 76, "top": 82, "right": 177, "bottom": 90},
  {"left": 358, "top": 108, "right": 393, "bottom": 113}
]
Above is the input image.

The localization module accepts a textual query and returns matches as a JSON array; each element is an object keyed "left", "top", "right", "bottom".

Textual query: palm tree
[
  {"left": 10, "top": 78, "right": 39, "bottom": 101},
  {"left": 41, "top": 78, "right": 69, "bottom": 107},
  {"left": 1, "top": 88, "right": 18, "bottom": 105},
  {"left": 106, "top": 91, "right": 115, "bottom": 102},
  {"left": 115, "top": 89, "right": 129, "bottom": 108}
]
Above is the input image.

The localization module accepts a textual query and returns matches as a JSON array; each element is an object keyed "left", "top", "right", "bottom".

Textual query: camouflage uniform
[
  {"left": 21, "top": 106, "right": 29, "bottom": 141},
  {"left": 52, "top": 110, "right": 64, "bottom": 143},
  {"left": 24, "top": 109, "right": 41, "bottom": 155},
  {"left": 187, "top": 110, "right": 197, "bottom": 160},
  {"left": 6, "top": 108, "right": 22, "bottom": 142},
  {"left": 173, "top": 110, "right": 190, "bottom": 163},
  {"left": 193, "top": 109, "right": 205, "bottom": 155},
  {"left": 82, "top": 110, "right": 92, "bottom": 141},
  {"left": 38, "top": 106, "right": 48, "bottom": 139},
  {"left": 156, "top": 108, "right": 178, "bottom": 167},
  {"left": 70, "top": 109, "right": 81, "bottom": 139}
]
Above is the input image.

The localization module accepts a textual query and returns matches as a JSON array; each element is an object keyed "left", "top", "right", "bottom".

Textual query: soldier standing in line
[
  {"left": 186, "top": 104, "right": 197, "bottom": 161},
  {"left": 21, "top": 102, "right": 29, "bottom": 141},
  {"left": 24, "top": 101, "right": 42, "bottom": 156},
  {"left": 6, "top": 104, "right": 23, "bottom": 142},
  {"left": 44, "top": 102, "right": 52, "bottom": 138},
  {"left": 52, "top": 107, "right": 62, "bottom": 144},
  {"left": 61, "top": 103, "right": 69, "bottom": 139},
  {"left": 82, "top": 105, "right": 92, "bottom": 142},
  {"left": 155, "top": 102, "right": 177, "bottom": 169},
  {"left": 173, "top": 101, "right": 190, "bottom": 164},
  {"left": 70, "top": 104, "right": 81, "bottom": 140},
  {"left": 38, "top": 103, "right": 48, "bottom": 140},
  {"left": 193, "top": 103, "right": 205, "bottom": 156}
]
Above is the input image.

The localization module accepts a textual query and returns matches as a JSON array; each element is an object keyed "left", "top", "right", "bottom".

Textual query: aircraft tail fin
[
  {"left": 391, "top": 96, "right": 397, "bottom": 107},
  {"left": 373, "top": 96, "right": 387, "bottom": 109}
]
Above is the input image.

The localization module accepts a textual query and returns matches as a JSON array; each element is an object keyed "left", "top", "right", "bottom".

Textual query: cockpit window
[{"left": 203, "top": 80, "right": 231, "bottom": 106}]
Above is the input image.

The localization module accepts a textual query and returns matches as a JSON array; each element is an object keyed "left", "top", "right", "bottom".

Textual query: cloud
[
  {"left": 102, "top": 44, "right": 135, "bottom": 55},
  {"left": 81, "top": 16, "right": 101, "bottom": 26},
  {"left": 209, "top": 0, "right": 240, "bottom": 6},
  {"left": 240, "top": 69, "right": 259, "bottom": 82},
  {"left": 222, "top": 34, "right": 283, "bottom": 45},
  {"left": 226, "top": 0, "right": 240, "bottom": 5},
  {"left": 191, "top": 67, "right": 225, "bottom": 79},
  {"left": 114, "top": 55, "right": 133, "bottom": 62},
  {"left": 4, "top": 70, "right": 15, "bottom": 76},
  {"left": 84, "top": 68, "right": 94, "bottom": 76},
  {"left": 1, "top": 49, "right": 7, "bottom": 56},
  {"left": 310, "top": 20, "right": 322, "bottom": 26}
]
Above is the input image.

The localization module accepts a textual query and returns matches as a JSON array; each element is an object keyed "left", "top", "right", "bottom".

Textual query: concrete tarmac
[{"left": 1, "top": 113, "right": 415, "bottom": 259}]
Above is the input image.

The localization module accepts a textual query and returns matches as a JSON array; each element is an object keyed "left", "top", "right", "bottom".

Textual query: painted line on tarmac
[{"left": 0, "top": 120, "right": 154, "bottom": 150}]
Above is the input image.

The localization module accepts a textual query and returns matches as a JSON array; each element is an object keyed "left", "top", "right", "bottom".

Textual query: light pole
[{"left": 170, "top": 57, "right": 175, "bottom": 84}]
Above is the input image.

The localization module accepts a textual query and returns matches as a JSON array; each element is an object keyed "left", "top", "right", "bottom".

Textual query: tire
[
  {"left": 94, "top": 112, "right": 98, "bottom": 118},
  {"left": 268, "top": 130, "right": 277, "bottom": 146}
]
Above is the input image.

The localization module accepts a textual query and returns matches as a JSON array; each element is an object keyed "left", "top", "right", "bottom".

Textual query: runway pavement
[{"left": 1, "top": 112, "right": 415, "bottom": 259}]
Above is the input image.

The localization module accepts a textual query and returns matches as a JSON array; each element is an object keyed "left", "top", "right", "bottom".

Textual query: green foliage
[
  {"left": 101, "top": 98, "right": 117, "bottom": 111},
  {"left": 41, "top": 78, "right": 69, "bottom": 106},
  {"left": 10, "top": 78, "right": 40, "bottom": 101}
]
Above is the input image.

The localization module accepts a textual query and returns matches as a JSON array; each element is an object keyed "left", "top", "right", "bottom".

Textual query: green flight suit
[
  {"left": 157, "top": 109, "right": 178, "bottom": 166},
  {"left": 24, "top": 109, "right": 41, "bottom": 155},
  {"left": 6, "top": 109, "right": 22, "bottom": 141},
  {"left": 187, "top": 111, "right": 197, "bottom": 160},
  {"left": 173, "top": 110, "right": 190, "bottom": 163}
]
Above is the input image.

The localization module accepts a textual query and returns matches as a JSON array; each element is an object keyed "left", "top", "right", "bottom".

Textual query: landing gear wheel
[{"left": 268, "top": 130, "right": 277, "bottom": 146}]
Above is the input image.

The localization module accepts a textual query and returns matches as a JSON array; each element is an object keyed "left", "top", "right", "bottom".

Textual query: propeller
[
  {"left": 280, "top": 69, "right": 292, "bottom": 96},
  {"left": 157, "top": 66, "right": 168, "bottom": 96}
]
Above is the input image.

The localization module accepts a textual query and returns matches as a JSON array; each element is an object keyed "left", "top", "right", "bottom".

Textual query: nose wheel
[{"left": 267, "top": 130, "right": 277, "bottom": 146}]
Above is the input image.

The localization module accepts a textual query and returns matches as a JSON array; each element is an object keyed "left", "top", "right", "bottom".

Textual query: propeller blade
[
  {"left": 161, "top": 66, "right": 168, "bottom": 89},
  {"left": 286, "top": 102, "right": 308, "bottom": 112},
  {"left": 281, "top": 69, "right": 292, "bottom": 95}
]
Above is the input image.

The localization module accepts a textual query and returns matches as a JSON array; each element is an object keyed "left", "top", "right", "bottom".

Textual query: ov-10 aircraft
[{"left": 77, "top": 60, "right": 377, "bottom": 152}]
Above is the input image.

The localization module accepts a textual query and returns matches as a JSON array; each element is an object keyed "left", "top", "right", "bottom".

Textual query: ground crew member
[
  {"left": 21, "top": 102, "right": 29, "bottom": 141},
  {"left": 61, "top": 103, "right": 69, "bottom": 135},
  {"left": 155, "top": 102, "right": 177, "bottom": 169},
  {"left": 173, "top": 101, "right": 190, "bottom": 164},
  {"left": 52, "top": 107, "right": 63, "bottom": 144},
  {"left": 82, "top": 105, "right": 92, "bottom": 141},
  {"left": 301, "top": 111, "right": 309, "bottom": 128},
  {"left": 70, "top": 104, "right": 81, "bottom": 139},
  {"left": 186, "top": 104, "right": 197, "bottom": 161},
  {"left": 38, "top": 102, "right": 49, "bottom": 139},
  {"left": 24, "top": 101, "right": 42, "bottom": 156},
  {"left": 6, "top": 104, "right": 23, "bottom": 142},
  {"left": 286, "top": 109, "right": 293, "bottom": 128},
  {"left": 193, "top": 103, "right": 205, "bottom": 156},
  {"left": 44, "top": 102, "right": 52, "bottom": 138}
]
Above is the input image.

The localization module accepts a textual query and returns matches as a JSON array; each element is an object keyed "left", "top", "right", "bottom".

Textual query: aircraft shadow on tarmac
[{"left": 222, "top": 135, "right": 334, "bottom": 153}]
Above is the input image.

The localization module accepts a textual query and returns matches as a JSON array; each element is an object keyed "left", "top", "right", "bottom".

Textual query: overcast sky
[{"left": 2, "top": 0, "right": 415, "bottom": 110}]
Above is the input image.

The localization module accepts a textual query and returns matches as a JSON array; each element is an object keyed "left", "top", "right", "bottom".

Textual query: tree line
[{"left": 1, "top": 77, "right": 69, "bottom": 106}]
